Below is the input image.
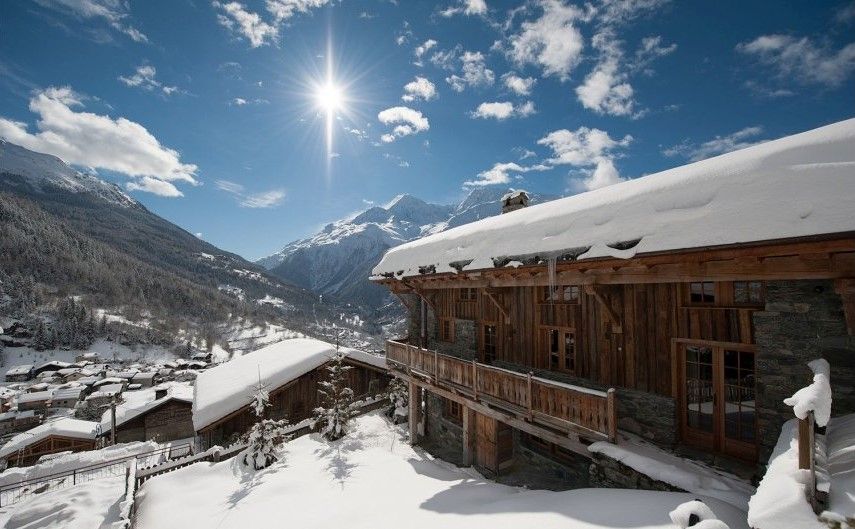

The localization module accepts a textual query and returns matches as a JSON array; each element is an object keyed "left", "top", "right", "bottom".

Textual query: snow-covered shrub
[
  {"left": 241, "top": 381, "right": 289, "bottom": 470},
  {"left": 313, "top": 351, "right": 356, "bottom": 441},
  {"left": 386, "top": 376, "right": 408, "bottom": 423}
]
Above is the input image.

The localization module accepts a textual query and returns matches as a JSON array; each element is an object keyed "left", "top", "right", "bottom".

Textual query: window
[
  {"left": 733, "top": 281, "right": 764, "bottom": 305},
  {"left": 444, "top": 399, "right": 462, "bottom": 423},
  {"left": 438, "top": 318, "right": 455, "bottom": 343},
  {"left": 689, "top": 281, "right": 716, "bottom": 304},
  {"left": 541, "top": 285, "right": 580, "bottom": 303},
  {"left": 545, "top": 328, "right": 576, "bottom": 373},
  {"left": 483, "top": 324, "right": 497, "bottom": 364},
  {"left": 459, "top": 288, "right": 477, "bottom": 302}
]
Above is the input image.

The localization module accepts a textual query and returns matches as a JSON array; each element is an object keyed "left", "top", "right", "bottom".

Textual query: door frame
[{"left": 673, "top": 338, "right": 758, "bottom": 461}]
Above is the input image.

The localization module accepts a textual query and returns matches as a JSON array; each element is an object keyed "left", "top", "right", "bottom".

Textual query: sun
[{"left": 316, "top": 82, "right": 344, "bottom": 112}]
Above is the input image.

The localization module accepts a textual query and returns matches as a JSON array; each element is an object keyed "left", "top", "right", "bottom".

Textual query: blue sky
[{"left": 0, "top": 0, "right": 853, "bottom": 261}]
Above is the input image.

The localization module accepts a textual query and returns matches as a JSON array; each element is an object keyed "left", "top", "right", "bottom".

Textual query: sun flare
[{"left": 316, "top": 82, "right": 344, "bottom": 112}]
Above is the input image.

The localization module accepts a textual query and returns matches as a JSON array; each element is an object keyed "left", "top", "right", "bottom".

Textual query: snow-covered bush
[
  {"left": 313, "top": 351, "right": 356, "bottom": 441},
  {"left": 386, "top": 377, "right": 408, "bottom": 423},
  {"left": 241, "top": 381, "right": 289, "bottom": 470}
]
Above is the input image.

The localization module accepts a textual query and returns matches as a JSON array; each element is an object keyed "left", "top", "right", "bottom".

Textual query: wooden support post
[
  {"left": 798, "top": 412, "right": 818, "bottom": 510},
  {"left": 526, "top": 372, "right": 533, "bottom": 421},
  {"left": 462, "top": 406, "right": 476, "bottom": 466},
  {"left": 434, "top": 349, "right": 439, "bottom": 384},
  {"left": 606, "top": 388, "right": 617, "bottom": 444},
  {"left": 472, "top": 360, "right": 478, "bottom": 401},
  {"left": 408, "top": 380, "right": 420, "bottom": 445}
]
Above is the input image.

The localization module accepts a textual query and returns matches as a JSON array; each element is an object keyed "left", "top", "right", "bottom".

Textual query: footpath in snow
[{"left": 135, "top": 412, "right": 749, "bottom": 529}]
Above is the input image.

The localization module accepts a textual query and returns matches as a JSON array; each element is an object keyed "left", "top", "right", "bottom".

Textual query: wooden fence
[{"left": 387, "top": 340, "right": 616, "bottom": 442}]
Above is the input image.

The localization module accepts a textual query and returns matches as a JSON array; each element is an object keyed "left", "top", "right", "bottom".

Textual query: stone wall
[
  {"left": 421, "top": 392, "right": 463, "bottom": 466},
  {"left": 430, "top": 314, "right": 478, "bottom": 361},
  {"left": 589, "top": 452, "right": 683, "bottom": 492},
  {"left": 753, "top": 279, "right": 855, "bottom": 460},
  {"left": 493, "top": 360, "right": 677, "bottom": 448}
]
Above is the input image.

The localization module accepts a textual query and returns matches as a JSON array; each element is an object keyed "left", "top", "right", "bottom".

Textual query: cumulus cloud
[
  {"left": 34, "top": 0, "right": 149, "bottom": 43},
  {"left": 440, "top": 0, "right": 488, "bottom": 17},
  {"left": 662, "top": 126, "right": 765, "bottom": 162},
  {"left": 464, "top": 161, "right": 548, "bottom": 186},
  {"left": 538, "top": 126, "right": 632, "bottom": 190},
  {"left": 736, "top": 34, "right": 855, "bottom": 87},
  {"left": 119, "top": 64, "right": 181, "bottom": 96},
  {"left": 471, "top": 100, "right": 535, "bottom": 120},
  {"left": 446, "top": 51, "right": 494, "bottom": 92},
  {"left": 414, "top": 39, "right": 438, "bottom": 66},
  {"left": 596, "top": 0, "right": 671, "bottom": 26},
  {"left": 127, "top": 176, "right": 183, "bottom": 197},
  {"left": 501, "top": 72, "right": 536, "bottom": 95},
  {"left": 378, "top": 106, "right": 429, "bottom": 142},
  {"left": 213, "top": 1, "right": 278, "bottom": 47},
  {"left": 266, "top": 0, "right": 331, "bottom": 23},
  {"left": 402, "top": 77, "right": 438, "bottom": 102},
  {"left": 0, "top": 86, "right": 198, "bottom": 197},
  {"left": 215, "top": 179, "right": 286, "bottom": 208},
  {"left": 505, "top": 0, "right": 588, "bottom": 80}
]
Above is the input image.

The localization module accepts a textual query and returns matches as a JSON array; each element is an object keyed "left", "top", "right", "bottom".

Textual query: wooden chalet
[
  {"left": 371, "top": 119, "right": 855, "bottom": 480},
  {"left": 193, "top": 338, "right": 390, "bottom": 448},
  {"left": 0, "top": 418, "right": 98, "bottom": 467}
]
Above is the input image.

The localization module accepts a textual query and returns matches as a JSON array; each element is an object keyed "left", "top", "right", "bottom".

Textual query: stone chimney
[
  {"left": 154, "top": 387, "right": 168, "bottom": 400},
  {"left": 501, "top": 190, "right": 529, "bottom": 214}
]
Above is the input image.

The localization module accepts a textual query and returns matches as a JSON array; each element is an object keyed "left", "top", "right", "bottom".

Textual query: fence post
[
  {"left": 434, "top": 350, "right": 439, "bottom": 384},
  {"left": 526, "top": 372, "right": 533, "bottom": 421},
  {"left": 73, "top": 469, "right": 76, "bottom": 485},
  {"left": 607, "top": 388, "right": 617, "bottom": 444},
  {"left": 472, "top": 360, "right": 478, "bottom": 401},
  {"left": 799, "top": 412, "right": 817, "bottom": 510}
]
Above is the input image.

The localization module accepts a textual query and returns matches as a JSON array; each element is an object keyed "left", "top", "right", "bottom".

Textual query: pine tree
[
  {"left": 387, "top": 376, "right": 409, "bottom": 423},
  {"left": 32, "top": 321, "right": 47, "bottom": 351},
  {"left": 242, "top": 378, "right": 290, "bottom": 471},
  {"left": 313, "top": 349, "right": 356, "bottom": 441}
]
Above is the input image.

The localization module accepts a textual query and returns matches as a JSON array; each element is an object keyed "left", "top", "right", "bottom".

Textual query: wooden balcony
[{"left": 386, "top": 340, "right": 617, "bottom": 444}]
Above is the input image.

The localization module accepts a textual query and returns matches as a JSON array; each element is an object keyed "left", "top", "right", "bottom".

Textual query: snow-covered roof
[
  {"left": 36, "top": 361, "right": 72, "bottom": 371},
  {"left": 101, "top": 383, "right": 193, "bottom": 433},
  {"left": 17, "top": 390, "right": 53, "bottom": 403},
  {"left": 53, "top": 387, "right": 84, "bottom": 401},
  {"left": 5, "top": 365, "right": 33, "bottom": 376},
  {"left": 193, "top": 338, "right": 374, "bottom": 431},
  {"left": 373, "top": 119, "right": 855, "bottom": 279},
  {"left": 0, "top": 418, "right": 98, "bottom": 459}
]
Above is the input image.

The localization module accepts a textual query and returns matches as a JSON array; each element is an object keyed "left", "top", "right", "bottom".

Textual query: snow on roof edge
[{"left": 0, "top": 418, "right": 98, "bottom": 459}]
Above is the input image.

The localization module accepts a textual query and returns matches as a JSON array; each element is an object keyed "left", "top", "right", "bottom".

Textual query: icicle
[{"left": 547, "top": 256, "right": 557, "bottom": 304}]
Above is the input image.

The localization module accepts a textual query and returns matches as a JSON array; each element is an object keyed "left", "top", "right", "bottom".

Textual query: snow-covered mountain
[
  {"left": 259, "top": 188, "right": 559, "bottom": 311},
  {"left": 0, "top": 140, "right": 138, "bottom": 207}
]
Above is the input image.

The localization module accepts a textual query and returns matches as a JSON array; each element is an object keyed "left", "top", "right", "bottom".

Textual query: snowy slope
[
  {"left": 135, "top": 412, "right": 750, "bottom": 529},
  {"left": 0, "top": 139, "right": 137, "bottom": 207},
  {"left": 260, "top": 189, "right": 557, "bottom": 310}
]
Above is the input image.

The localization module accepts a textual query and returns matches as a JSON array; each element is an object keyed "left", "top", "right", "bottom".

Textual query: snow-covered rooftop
[
  {"left": 5, "top": 365, "right": 33, "bottom": 376},
  {"left": 192, "top": 338, "right": 379, "bottom": 431},
  {"left": 0, "top": 418, "right": 98, "bottom": 459},
  {"left": 373, "top": 119, "right": 855, "bottom": 279},
  {"left": 101, "top": 383, "right": 193, "bottom": 432},
  {"left": 17, "top": 390, "right": 53, "bottom": 403}
]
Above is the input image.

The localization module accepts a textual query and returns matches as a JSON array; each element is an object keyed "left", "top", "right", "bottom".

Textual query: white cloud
[
  {"left": 464, "top": 161, "right": 548, "bottom": 186},
  {"left": 215, "top": 179, "right": 286, "bottom": 208},
  {"left": 213, "top": 1, "right": 279, "bottom": 48},
  {"left": 0, "top": 86, "right": 198, "bottom": 196},
  {"left": 501, "top": 72, "right": 536, "bottom": 95},
  {"left": 34, "top": 0, "right": 149, "bottom": 43},
  {"left": 377, "top": 106, "right": 429, "bottom": 142},
  {"left": 445, "top": 51, "right": 494, "bottom": 92},
  {"left": 519, "top": 148, "right": 536, "bottom": 159},
  {"left": 430, "top": 47, "right": 461, "bottom": 70},
  {"left": 118, "top": 64, "right": 180, "bottom": 96},
  {"left": 596, "top": 0, "right": 671, "bottom": 26},
  {"left": 662, "top": 126, "right": 765, "bottom": 162},
  {"left": 440, "top": 0, "right": 488, "bottom": 17},
  {"left": 471, "top": 100, "right": 536, "bottom": 120},
  {"left": 229, "top": 97, "right": 269, "bottom": 106},
  {"left": 537, "top": 126, "right": 632, "bottom": 190},
  {"left": 632, "top": 35, "right": 677, "bottom": 73},
  {"left": 505, "top": 0, "right": 587, "bottom": 80},
  {"left": 402, "top": 77, "right": 438, "bottom": 102},
  {"left": 265, "top": 0, "right": 330, "bottom": 23},
  {"left": 736, "top": 34, "right": 855, "bottom": 87},
  {"left": 414, "top": 39, "right": 438, "bottom": 66},
  {"left": 127, "top": 176, "right": 183, "bottom": 197}
]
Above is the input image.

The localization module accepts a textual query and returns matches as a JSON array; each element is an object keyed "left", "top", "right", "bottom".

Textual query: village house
[
  {"left": 193, "top": 338, "right": 390, "bottom": 449},
  {"left": 0, "top": 418, "right": 98, "bottom": 467},
  {"left": 371, "top": 120, "right": 855, "bottom": 488},
  {"left": 16, "top": 390, "right": 53, "bottom": 414},
  {"left": 51, "top": 386, "right": 85, "bottom": 409},
  {"left": 5, "top": 364, "right": 33, "bottom": 382},
  {"left": 0, "top": 411, "right": 39, "bottom": 436},
  {"left": 100, "top": 384, "right": 194, "bottom": 444},
  {"left": 131, "top": 371, "right": 159, "bottom": 388},
  {"left": 33, "top": 360, "right": 72, "bottom": 377}
]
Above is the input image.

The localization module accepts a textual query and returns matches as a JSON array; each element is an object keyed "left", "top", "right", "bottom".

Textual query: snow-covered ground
[
  {"left": 136, "top": 412, "right": 749, "bottom": 529},
  {"left": 2, "top": 338, "right": 178, "bottom": 369},
  {"left": 0, "top": 475, "right": 126, "bottom": 528}
]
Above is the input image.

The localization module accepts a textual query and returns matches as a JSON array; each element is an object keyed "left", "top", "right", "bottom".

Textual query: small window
[
  {"left": 542, "top": 285, "right": 580, "bottom": 303},
  {"left": 689, "top": 282, "right": 715, "bottom": 304},
  {"left": 459, "top": 288, "right": 477, "bottom": 302},
  {"left": 439, "top": 318, "right": 455, "bottom": 343},
  {"left": 445, "top": 399, "right": 462, "bottom": 423},
  {"left": 733, "top": 281, "right": 764, "bottom": 305}
]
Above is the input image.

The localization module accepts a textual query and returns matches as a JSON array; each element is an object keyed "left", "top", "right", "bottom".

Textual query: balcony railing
[{"left": 386, "top": 340, "right": 617, "bottom": 443}]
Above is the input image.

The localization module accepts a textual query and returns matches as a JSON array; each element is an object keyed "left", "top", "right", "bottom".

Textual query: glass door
[
  {"left": 722, "top": 349, "right": 757, "bottom": 460},
  {"left": 683, "top": 345, "right": 716, "bottom": 450}
]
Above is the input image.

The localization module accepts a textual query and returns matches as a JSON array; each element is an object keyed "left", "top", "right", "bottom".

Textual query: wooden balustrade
[{"left": 386, "top": 340, "right": 617, "bottom": 442}]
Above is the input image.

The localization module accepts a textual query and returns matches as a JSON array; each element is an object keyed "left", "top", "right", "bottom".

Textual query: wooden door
[
  {"left": 679, "top": 341, "right": 757, "bottom": 461},
  {"left": 481, "top": 323, "right": 497, "bottom": 364},
  {"left": 475, "top": 413, "right": 497, "bottom": 472}
]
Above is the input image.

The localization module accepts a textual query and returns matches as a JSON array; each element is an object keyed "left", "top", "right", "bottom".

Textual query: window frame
[
  {"left": 444, "top": 398, "right": 462, "bottom": 424},
  {"left": 438, "top": 317, "right": 455, "bottom": 343},
  {"left": 732, "top": 280, "right": 765, "bottom": 307},
  {"left": 539, "top": 285, "right": 580, "bottom": 304},
  {"left": 458, "top": 288, "right": 477, "bottom": 302},
  {"left": 482, "top": 322, "right": 498, "bottom": 364},
  {"left": 541, "top": 326, "right": 577, "bottom": 374},
  {"left": 685, "top": 281, "right": 717, "bottom": 306}
]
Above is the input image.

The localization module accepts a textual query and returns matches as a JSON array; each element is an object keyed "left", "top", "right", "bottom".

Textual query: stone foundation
[{"left": 589, "top": 453, "right": 683, "bottom": 492}]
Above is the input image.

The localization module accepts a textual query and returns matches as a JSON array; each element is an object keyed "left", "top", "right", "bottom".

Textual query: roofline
[
  {"left": 371, "top": 231, "right": 855, "bottom": 284},
  {"left": 101, "top": 395, "right": 193, "bottom": 433}
]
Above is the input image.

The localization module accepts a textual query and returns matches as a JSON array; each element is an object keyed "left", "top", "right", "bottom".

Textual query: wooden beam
[
  {"left": 481, "top": 288, "right": 510, "bottom": 323},
  {"left": 408, "top": 380, "right": 420, "bottom": 444},
  {"left": 462, "top": 406, "right": 476, "bottom": 466},
  {"left": 585, "top": 285, "right": 623, "bottom": 334},
  {"left": 834, "top": 278, "right": 855, "bottom": 336},
  {"left": 394, "top": 370, "right": 593, "bottom": 458}
]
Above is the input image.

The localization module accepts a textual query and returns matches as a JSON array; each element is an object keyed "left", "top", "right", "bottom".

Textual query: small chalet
[
  {"left": 33, "top": 361, "right": 72, "bottom": 377},
  {"left": 100, "top": 384, "right": 194, "bottom": 443},
  {"left": 52, "top": 386, "right": 85, "bottom": 408},
  {"left": 193, "top": 338, "right": 390, "bottom": 448},
  {"left": 16, "top": 390, "right": 53, "bottom": 413},
  {"left": 371, "top": 119, "right": 855, "bottom": 483},
  {"left": 0, "top": 418, "right": 98, "bottom": 467},
  {"left": 5, "top": 364, "right": 33, "bottom": 382},
  {"left": 0, "top": 410, "right": 39, "bottom": 436}
]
